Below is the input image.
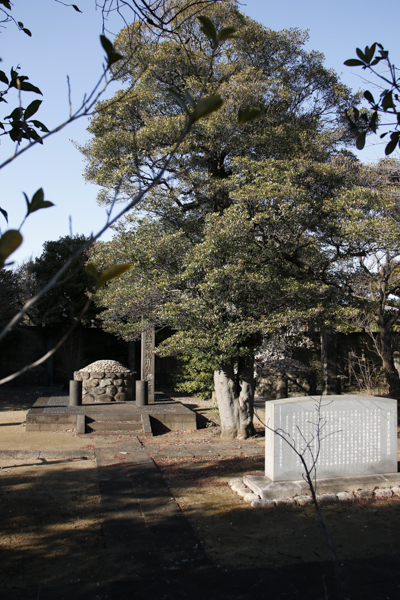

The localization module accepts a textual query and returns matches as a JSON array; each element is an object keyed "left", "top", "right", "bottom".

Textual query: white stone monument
[{"left": 245, "top": 395, "right": 400, "bottom": 500}]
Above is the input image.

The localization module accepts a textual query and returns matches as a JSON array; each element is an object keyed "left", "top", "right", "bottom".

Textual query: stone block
[
  {"left": 85, "top": 379, "right": 99, "bottom": 389},
  {"left": 90, "top": 371, "right": 104, "bottom": 379},
  {"left": 274, "top": 497, "right": 296, "bottom": 506},
  {"left": 105, "top": 372, "right": 117, "bottom": 379},
  {"left": 354, "top": 489, "right": 373, "bottom": 499},
  {"left": 92, "top": 387, "right": 105, "bottom": 395},
  {"left": 337, "top": 491, "right": 354, "bottom": 501},
  {"left": 101, "top": 395, "right": 114, "bottom": 403},
  {"left": 316, "top": 493, "right": 338, "bottom": 504},
  {"left": 295, "top": 495, "right": 314, "bottom": 506},
  {"left": 264, "top": 395, "right": 397, "bottom": 481},
  {"left": 115, "top": 392, "right": 128, "bottom": 402},
  {"left": 251, "top": 498, "right": 275, "bottom": 508},
  {"left": 374, "top": 488, "right": 393, "bottom": 499},
  {"left": 114, "top": 379, "right": 123, "bottom": 386},
  {"left": 99, "top": 378, "right": 113, "bottom": 388},
  {"left": 82, "top": 394, "right": 95, "bottom": 404},
  {"left": 73, "top": 371, "right": 83, "bottom": 381},
  {"left": 105, "top": 385, "right": 118, "bottom": 396},
  {"left": 391, "top": 485, "right": 400, "bottom": 498}
]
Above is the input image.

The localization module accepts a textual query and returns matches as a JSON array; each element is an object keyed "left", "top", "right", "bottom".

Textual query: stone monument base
[{"left": 244, "top": 472, "right": 400, "bottom": 501}]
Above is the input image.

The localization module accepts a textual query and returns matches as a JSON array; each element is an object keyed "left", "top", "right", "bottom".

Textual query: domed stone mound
[
  {"left": 80, "top": 360, "right": 130, "bottom": 373},
  {"left": 74, "top": 360, "right": 135, "bottom": 404}
]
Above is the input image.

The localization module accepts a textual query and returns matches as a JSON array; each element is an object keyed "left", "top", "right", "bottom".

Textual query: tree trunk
[
  {"left": 276, "top": 372, "right": 288, "bottom": 399},
  {"left": 321, "top": 327, "right": 339, "bottom": 395},
  {"left": 379, "top": 328, "right": 400, "bottom": 399},
  {"left": 214, "top": 357, "right": 255, "bottom": 440}
]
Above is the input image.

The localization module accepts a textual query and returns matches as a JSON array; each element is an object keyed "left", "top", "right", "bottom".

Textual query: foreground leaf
[
  {"left": 0, "top": 230, "right": 23, "bottom": 267},
  {"left": 97, "top": 263, "right": 131, "bottom": 286},
  {"left": 192, "top": 95, "right": 223, "bottom": 122}
]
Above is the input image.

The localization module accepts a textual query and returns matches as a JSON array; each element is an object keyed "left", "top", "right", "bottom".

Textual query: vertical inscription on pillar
[{"left": 141, "top": 324, "right": 155, "bottom": 403}]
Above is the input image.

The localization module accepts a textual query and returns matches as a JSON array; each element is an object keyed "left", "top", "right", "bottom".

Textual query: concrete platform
[
  {"left": 244, "top": 472, "right": 400, "bottom": 500},
  {"left": 26, "top": 396, "right": 197, "bottom": 436}
]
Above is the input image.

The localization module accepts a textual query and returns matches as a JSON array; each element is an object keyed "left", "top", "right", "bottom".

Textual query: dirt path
[{"left": 0, "top": 389, "right": 400, "bottom": 599}]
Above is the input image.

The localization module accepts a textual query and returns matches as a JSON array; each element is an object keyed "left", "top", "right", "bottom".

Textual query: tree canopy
[
  {"left": 80, "top": 0, "right": 358, "bottom": 215},
  {"left": 81, "top": 1, "right": 376, "bottom": 437},
  {"left": 27, "top": 235, "right": 98, "bottom": 330}
]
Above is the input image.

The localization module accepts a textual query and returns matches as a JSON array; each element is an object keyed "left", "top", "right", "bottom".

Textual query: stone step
[
  {"left": 86, "top": 421, "right": 142, "bottom": 432},
  {"left": 80, "top": 429, "right": 142, "bottom": 437},
  {"left": 85, "top": 412, "right": 142, "bottom": 422}
]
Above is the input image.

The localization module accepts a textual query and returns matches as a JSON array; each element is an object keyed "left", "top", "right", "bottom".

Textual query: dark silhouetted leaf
[
  {"left": 385, "top": 132, "right": 400, "bottom": 155},
  {"left": 18, "top": 81, "right": 42, "bottom": 94},
  {"left": 217, "top": 26, "right": 236, "bottom": 42},
  {"left": 0, "top": 70, "right": 9, "bottom": 84},
  {"left": 22, "top": 28, "right": 32, "bottom": 37},
  {"left": 238, "top": 107, "right": 262, "bottom": 125},
  {"left": 31, "top": 119, "right": 49, "bottom": 132},
  {"left": 72, "top": 4, "right": 82, "bottom": 12},
  {"left": 24, "top": 188, "right": 54, "bottom": 216},
  {"left": 356, "top": 131, "right": 366, "bottom": 150},
  {"left": 364, "top": 43, "right": 376, "bottom": 63},
  {"left": 381, "top": 91, "right": 394, "bottom": 111},
  {"left": 192, "top": 94, "right": 223, "bottom": 122},
  {"left": 100, "top": 35, "right": 123, "bottom": 67},
  {"left": 24, "top": 99, "right": 42, "bottom": 120},
  {"left": 85, "top": 263, "right": 99, "bottom": 282},
  {"left": 0, "top": 230, "right": 23, "bottom": 267},
  {"left": 0, "top": 207, "right": 8, "bottom": 223},
  {"left": 364, "top": 90, "right": 374, "bottom": 104},
  {"left": 198, "top": 15, "right": 217, "bottom": 44},
  {"left": 369, "top": 111, "right": 378, "bottom": 132},
  {"left": 356, "top": 48, "right": 366, "bottom": 62},
  {"left": 344, "top": 59, "right": 365, "bottom": 67}
]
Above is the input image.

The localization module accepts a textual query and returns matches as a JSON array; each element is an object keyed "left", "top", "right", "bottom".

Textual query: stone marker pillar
[
  {"left": 141, "top": 324, "right": 155, "bottom": 403},
  {"left": 136, "top": 380, "right": 148, "bottom": 406},
  {"left": 69, "top": 380, "right": 82, "bottom": 406}
]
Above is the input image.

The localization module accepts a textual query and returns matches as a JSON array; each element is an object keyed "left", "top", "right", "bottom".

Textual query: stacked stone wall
[{"left": 74, "top": 360, "right": 135, "bottom": 403}]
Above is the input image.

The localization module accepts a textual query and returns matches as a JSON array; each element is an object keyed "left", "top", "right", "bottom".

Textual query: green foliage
[
  {"left": 84, "top": 3, "right": 391, "bottom": 394},
  {"left": 81, "top": 1, "right": 357, "bottom": 213},
  {"left": 174, "top": 353, "right": 215, "bottom": 398},
  {"left": 28, "top": 235, "right": 98, "bottom": 329},
  {"left": 88, "top": 156, "right": 392, "bottom": 381},
  {"left": 0, "top": 268, "right": 22, "bottom": 327},
  {"left": 0, "top": 66, "right": 48, "bottom": 145},
  {"left": 344, "top": 43, "right": 400, "bottom": 155}
]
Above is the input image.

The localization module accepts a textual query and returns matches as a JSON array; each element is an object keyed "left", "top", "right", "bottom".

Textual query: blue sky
[{"left": 1, "top": 0, "right": 399, "bottom": 265}]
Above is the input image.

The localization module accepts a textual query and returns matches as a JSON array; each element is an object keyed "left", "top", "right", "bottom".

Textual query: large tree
[
  {"left": 89, "top": 156, "right": 391, "bottom": 437},
  {"left": 83, "top": 1, "right": 367, "bottom": 437}
]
